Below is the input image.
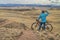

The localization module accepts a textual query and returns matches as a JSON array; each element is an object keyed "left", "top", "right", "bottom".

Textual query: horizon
[{"left": 0, "top": 4, "right": 60, "bottom": 7}]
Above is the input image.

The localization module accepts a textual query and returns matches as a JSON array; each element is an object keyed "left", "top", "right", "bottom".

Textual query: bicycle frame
[{"left": 36, "top": 20, "right": 50, "bottom": 26}]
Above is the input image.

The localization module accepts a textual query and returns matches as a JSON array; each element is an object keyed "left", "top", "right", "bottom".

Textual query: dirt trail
[
  {"left": 18, "top": 30, "right": 40, "bottom": 40},
  {"left": 18, "top": 29, "right": 60, "bottom": 40}
]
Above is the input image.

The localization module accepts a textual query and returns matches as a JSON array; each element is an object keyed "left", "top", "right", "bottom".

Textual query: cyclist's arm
[{"left": 45, "top": 11, "right": 49, "bottom": 16}]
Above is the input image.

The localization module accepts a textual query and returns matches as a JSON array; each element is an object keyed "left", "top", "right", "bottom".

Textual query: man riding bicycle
[{"left": 37, "top": 10, "right": 49, "bottom": 31}]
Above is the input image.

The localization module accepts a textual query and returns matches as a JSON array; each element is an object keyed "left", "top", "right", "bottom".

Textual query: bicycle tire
[
  {"left": 31, "top": 22, "right": 39, "bottom": 31},
  {"left": 45, "top": 24, "right": 53, "bottom": 32}
]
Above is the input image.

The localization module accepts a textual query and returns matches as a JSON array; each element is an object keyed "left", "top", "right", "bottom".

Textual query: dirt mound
[
  {"left": 0, "top": 18, "right": 27, "bottom": 30},
  {"left": 0, "top": 18, "right": 7, "bottom": 25},
  {"left": 0, "top": 18, "right": 13, "bottom": 27},
  {"left": 2, "top": 22, "right": 28, "bottom": 30}
]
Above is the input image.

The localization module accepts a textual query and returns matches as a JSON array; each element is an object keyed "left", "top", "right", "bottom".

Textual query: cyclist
[{"left": 37, "top": 10, "right": 49, "bottom": 31}]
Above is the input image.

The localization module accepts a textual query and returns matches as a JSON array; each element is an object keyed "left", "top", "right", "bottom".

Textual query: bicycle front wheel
[{"left": 31, "top": 22, "right": 39, "bottom": 31}]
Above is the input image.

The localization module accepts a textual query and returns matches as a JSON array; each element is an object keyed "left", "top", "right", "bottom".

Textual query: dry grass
[{"left": 0, "top": 9, "right": 60, "bottom": 40}]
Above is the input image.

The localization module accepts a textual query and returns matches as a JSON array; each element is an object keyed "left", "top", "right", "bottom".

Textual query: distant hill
[
  {"left": 0, "top": 4, "right": 60, "bottom": 9},
  {"left": 0, "top": 4, "right": 58, "bottom": 7},
  {"left": 0, "top": 4, "right": 51, "bottom": 7}
]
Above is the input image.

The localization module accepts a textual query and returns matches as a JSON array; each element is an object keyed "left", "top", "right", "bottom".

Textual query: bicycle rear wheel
[{"left": 45, "top": 24, "right": 53, "bottom": 32}]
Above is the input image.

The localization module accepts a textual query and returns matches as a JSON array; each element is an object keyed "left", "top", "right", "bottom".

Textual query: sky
[{"left": 0, "top": 0, "right": 60, "bottom": 5}]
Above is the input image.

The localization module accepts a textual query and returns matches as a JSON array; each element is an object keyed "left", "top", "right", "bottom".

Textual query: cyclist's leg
[
  {"left": 38, "top": 22, "right": 42, "bottom": 31},
  {"left": 42, "top": 22, "right": 45, "bottom": 30}
]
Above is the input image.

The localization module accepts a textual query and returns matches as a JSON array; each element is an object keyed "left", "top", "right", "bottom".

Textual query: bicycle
[{"left": 31, "top": 20, "right": 53, "bottom": 32}]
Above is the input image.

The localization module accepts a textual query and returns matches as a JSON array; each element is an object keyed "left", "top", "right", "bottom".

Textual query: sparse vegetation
[{"left": 0, "top": 9, "right": 60, "bottom": 40}]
